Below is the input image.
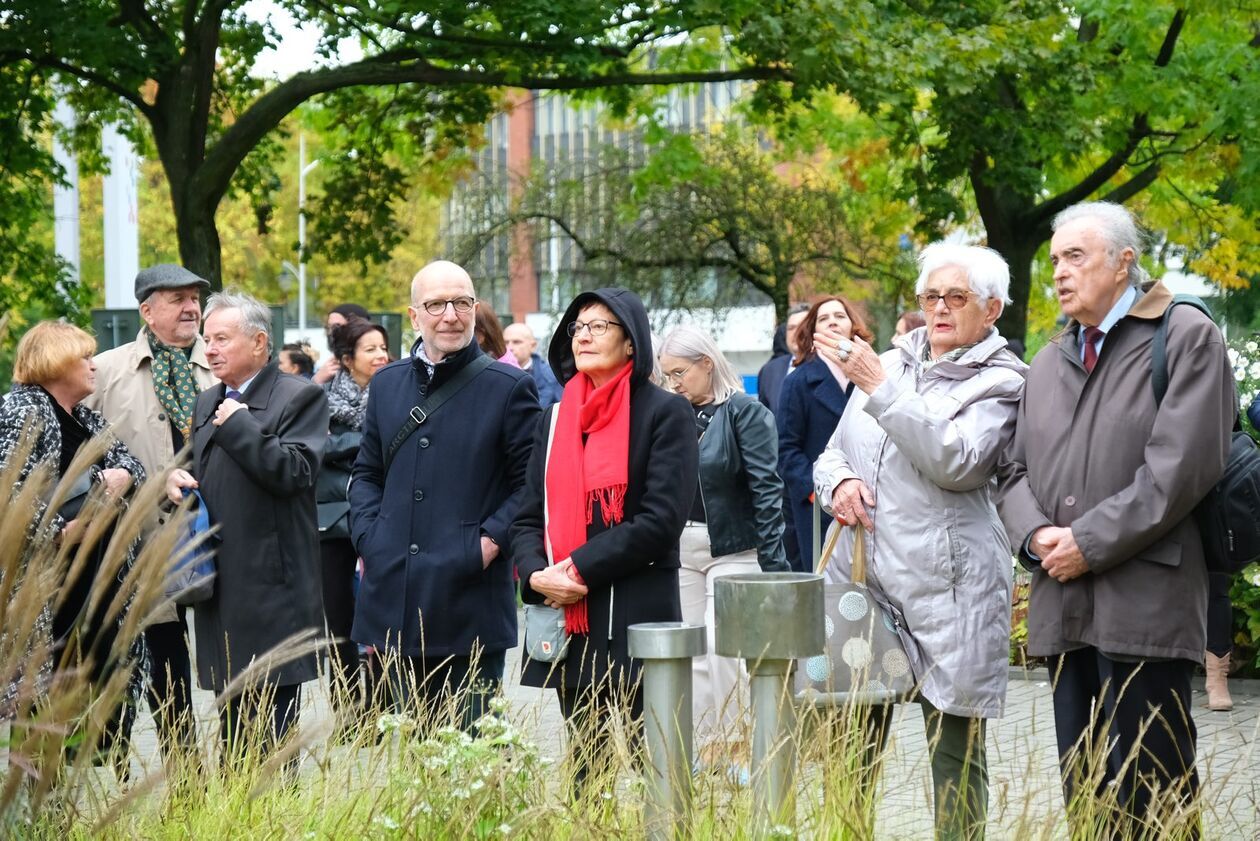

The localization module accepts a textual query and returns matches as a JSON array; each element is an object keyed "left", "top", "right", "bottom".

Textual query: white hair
[
  {"left": 204, "top": 290, "right": 272, "bottom": 353},
  {"left": 1052, "top": 201, "right": 1149, "bottom": 287},
  {"left": 657, "top": 325, "right": 744, "bottom": 404},
  {"left": 916, "top": 243, "right": 1012, "bottom": 306}
]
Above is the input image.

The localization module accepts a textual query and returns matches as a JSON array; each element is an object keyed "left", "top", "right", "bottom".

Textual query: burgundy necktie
[{"left": 1083, "top": 326, "right": 1104, "bottom": 373}]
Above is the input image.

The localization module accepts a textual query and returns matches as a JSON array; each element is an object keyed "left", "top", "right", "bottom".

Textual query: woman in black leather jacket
[
  {"left": 658, "top": 325, "right": 788, "bottom": 766},
  {"left": 318, "top": 318, "right": 389, "bottom": 725}
]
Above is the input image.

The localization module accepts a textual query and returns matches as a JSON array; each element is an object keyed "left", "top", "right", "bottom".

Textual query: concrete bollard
[
  {"left": 628, "top": 621, "right": 706, "bottom": 841},
  {"left": 715, "top": 572, "right": 824, "bottom": 828}
]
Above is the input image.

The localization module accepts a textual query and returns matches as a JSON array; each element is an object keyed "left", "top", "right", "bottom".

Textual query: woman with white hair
[
  {"left": 658, "top": 325, "right": 788, "bottom": 768},
  {"left": 811, "top": 243, "right": 1027, "bottom": 839}
]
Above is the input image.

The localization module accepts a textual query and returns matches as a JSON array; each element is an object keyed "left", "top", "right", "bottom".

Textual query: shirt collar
[{"left": 1082, "top": 285, "right": 1138, "bottom": 340}]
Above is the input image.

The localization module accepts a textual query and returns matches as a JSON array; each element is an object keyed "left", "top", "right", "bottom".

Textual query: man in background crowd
[{"left": 504, "top": 322, "right": 563, "bottom": 405}]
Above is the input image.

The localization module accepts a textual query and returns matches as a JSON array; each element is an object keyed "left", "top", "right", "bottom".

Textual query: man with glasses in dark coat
[{"left": 350, "top": 260, "right": 539, "bottom": 730}]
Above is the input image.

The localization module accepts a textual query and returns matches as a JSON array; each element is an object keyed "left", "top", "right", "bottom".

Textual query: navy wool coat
[
  {"left": 191, "top": 363, "right": 329, "bottom": 690},
  {"left": 349, "top": 340, "right": 539, "bottom": 658},
  {"left": 776, "top": 356, "right": 854, "bottom": 567}
]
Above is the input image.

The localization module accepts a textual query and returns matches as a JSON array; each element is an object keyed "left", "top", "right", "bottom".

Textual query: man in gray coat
[
  {"left": 997, "top": 202, "right": 1233, "bottom": 833},
  {"left": 167, "top": 291, "right": 328, "bottom": 758}
]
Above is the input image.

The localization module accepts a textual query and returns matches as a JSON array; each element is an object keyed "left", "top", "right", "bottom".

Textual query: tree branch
[
  {"left": 1030, "top": 113, "right": 1151, "bottom": 222},
  {"left": 6, "top": 52, "right": 152, "bottom": 115},
  {"left": 194, "top": 57, "right": 786, "bottom": 206},
  {"left": 1100, "top": 163, "right": 1161, "bottom": 205}
]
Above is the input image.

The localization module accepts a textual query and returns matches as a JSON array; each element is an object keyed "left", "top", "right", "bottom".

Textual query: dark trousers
[
  {"left": 218, "top": 682, "right": 302, "bottom": 764},
  {"left": 557, "top": 681, "right": 643, "bottom": 796},
  {"left": 143, "top": 609, "right": 197, "bottom": 764},
  {"left": 1206, "top": 571, "right": 1233, "bottom": 657},
  {"left": 319, "top": 539, "right": 361, "bottom": 712},
  {"left": 868, "top": 701, "right": 988, "bottom": 840},
  {"left": 1050, "top": 648, "right": 1199, "bottom": 836},
  {"left": 782, "top": 490, "right": 804, "bottom": 572},
  {"left": 385, "top": 649, "right": 505, "bottom": 733}
]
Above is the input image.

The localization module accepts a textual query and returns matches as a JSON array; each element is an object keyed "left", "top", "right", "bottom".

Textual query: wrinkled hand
[
  {"left": 480, "top": 535, "right": 500, "bottom": 569},
  {"left": 831, "top": 478, "right": 875, "bottom": 531},
  {"left": 530, "top": 558, "right": 589, "bottom": 608},
  {"left": 213, "top": 397, "right": 246, "bottom": 427},
  {"left": 312, "top": 356, "right": 339, "bottom": 385},
  {"left": 165, "top": 468, "right": 198, "bottom": 504},
  {"left": 840, "top": 337, "right": 886, "bottom": 394},
  {"left": 1032, "top": 526, "right": 1088, "bottom": 583},
  {"left": 99, "top": 467, "right": 134, "bottom": 497}
]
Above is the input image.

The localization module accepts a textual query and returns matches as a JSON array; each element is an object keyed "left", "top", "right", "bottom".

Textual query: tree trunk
[
  {"left": 994, "top": 237, "right": 1040, "bottom": 345},
  {"left": 175, "top": 198, "right": 224, "bottom": 290}
]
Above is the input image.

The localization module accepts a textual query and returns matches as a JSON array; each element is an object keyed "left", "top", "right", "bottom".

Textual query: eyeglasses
[
  {"left": 916, "top": 290, "right": 976, "bottom": 311},
  {"left": 664, "top": 362, "right": 696, "bottom": 384},
  {"left": 420, "top": 296, "right": 476, "bottom": 316},
  {"left": 567, "top": 318, "right": 623, "bottom": 338}
]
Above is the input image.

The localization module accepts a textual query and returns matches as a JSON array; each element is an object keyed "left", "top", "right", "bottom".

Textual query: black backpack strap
[
  {"left": 383, "top": 353, "right": 494, "bottom": 475},
  {"left": 1151, "top": 293, "right": 1214, "bottom": 406}
]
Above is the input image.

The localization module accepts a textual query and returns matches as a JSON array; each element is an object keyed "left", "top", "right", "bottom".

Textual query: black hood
[{"left": 548, "top": 287, "right": 654, "bottom": 388}]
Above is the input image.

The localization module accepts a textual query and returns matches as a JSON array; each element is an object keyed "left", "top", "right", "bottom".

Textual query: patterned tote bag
[{"left": 796, "top": 523, "right": 915, "bottom": 706}]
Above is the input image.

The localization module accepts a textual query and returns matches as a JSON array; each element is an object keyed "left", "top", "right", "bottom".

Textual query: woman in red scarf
[{"left": 512, "top": 288, "right": 698, "bottom": 792}]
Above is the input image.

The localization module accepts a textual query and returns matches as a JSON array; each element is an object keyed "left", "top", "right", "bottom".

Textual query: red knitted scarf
[{"left": 546, "top": 362, "right": 633, "bottom": 634}]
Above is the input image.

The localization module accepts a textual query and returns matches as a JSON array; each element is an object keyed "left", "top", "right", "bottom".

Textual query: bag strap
[
  {"left": 1152, "top": 294, "right": 1213, "bottom": 406},
  {"left": 813, "top": 517, "right": 844, "bottom": 576},
  {"left": 1150, "top": 294, "right": 1241, "bottom": 429},
  {"left": 384, "top": 353, "right": 494, "bottom": 475}
]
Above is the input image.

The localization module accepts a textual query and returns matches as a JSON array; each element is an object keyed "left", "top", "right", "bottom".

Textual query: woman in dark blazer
[
  {"left": 776, "top": 295, "right": 873, "bottom": 570},
  {"left": 512, "top": 287, "right": 698, "bottom": 788}
]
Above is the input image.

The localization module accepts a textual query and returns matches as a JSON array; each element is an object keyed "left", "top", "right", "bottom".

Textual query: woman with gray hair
[
  {"left": 811, "top": 243, "right": 1027, "bottom": 839},
  {"left": 658, "top": 325, "right": 788, "bottom": 769}
]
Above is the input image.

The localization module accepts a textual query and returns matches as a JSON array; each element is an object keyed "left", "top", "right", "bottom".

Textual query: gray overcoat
[
  {"left": 191, "top": 363, "right": 329, "bottom": 690},
  {"left": 996, "top": 281, "right": 1234, "bottom": 663},
  {"left": 814, "top": 328, "right": 1026, "bottom": 718}
]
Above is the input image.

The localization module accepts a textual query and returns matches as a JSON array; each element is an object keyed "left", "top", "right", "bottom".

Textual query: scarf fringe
[
  {"left": 585, "top": 484, "right": 627, "bottom": 527},
  {"left": 564, "top": 601, "right": 589, "bottom": 635}
]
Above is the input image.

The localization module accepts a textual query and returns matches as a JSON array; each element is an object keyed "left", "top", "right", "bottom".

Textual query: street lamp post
[{"left": 298, "top": 133, "right": 320, "bottom": 333}]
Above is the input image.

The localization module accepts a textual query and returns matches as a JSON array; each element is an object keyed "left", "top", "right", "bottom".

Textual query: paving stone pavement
[{"left": 115, "top": 623, "right": 1260, "bottom": 839}]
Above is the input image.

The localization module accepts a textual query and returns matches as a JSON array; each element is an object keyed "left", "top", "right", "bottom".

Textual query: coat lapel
[{"left": 806, "top": 362, "right": 850, "bottom": 418}]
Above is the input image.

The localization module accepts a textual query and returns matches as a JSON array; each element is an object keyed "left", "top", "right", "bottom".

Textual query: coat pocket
[
  {"left": 1137, "top": 539, "right": 1181, "bottom": 568},
  {"left": 462, "top": 521, "right": 484, "bottom": 576}
]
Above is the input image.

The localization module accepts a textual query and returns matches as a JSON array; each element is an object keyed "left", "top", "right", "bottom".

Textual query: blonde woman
[{"left": 658, "top": 325, "right": 788, "bottom": 767}]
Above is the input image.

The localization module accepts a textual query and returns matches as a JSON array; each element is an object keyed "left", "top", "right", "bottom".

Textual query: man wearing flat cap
[{"left": 85, "top": 263, "right": 216, "bottom": 768}]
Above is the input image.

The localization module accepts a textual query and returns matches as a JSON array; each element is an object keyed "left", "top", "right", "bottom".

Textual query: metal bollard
[
  {"left": 715, "top": 572, "right": 824, "bottom": 828},
  {"left": 628, "top": 621, "right": 706, "bottom": 841}
]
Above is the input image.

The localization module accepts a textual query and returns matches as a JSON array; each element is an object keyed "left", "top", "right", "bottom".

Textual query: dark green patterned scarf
[{"left": 146, "top": 328, "right": 197, "bottom": 438}]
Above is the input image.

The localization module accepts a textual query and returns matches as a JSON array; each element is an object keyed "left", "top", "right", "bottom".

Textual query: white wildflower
[
  {"left": 1236, "top": 369, "right": 1246, "bottom": 383},
  {"left": 1228, "top": 348, "right": 1240, "bottom": 365},
  {"left": 470, "top": 779, "right": 486, "bottom": 792},
  {"left": 1247, "top": 341, "right": 1257, "bottom": 354},
  {"left": 374, "top": 815, "right": 400, "bottom": 830},
  {"left": 499, "top": 825, "right": 512, "bottom": 835},
  {"left": 1250, "top": 362, "right": 1260, "bottom": 379}
]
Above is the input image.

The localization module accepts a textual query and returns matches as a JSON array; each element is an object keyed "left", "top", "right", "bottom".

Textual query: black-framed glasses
[
  {"left": 420, "top": 296, "right": 476, "bottom": 316},
  {"left": 567, "top": 318, "right": 623, "bottom": 337},
  {"left": 916, "top": 290, "right": 976, "bottom": 311}
]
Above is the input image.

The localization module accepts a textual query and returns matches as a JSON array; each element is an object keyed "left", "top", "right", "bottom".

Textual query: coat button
[
  {"left": 409, "top": 544, "right": 419, "bottom": 555},
  {"left": 158, "top": 412, "right": 166, "bottom": 421},
  {"left": 418, "top": 437, "right": 430, "bottom": 449},
  {"left": 1065, "top": 496, "right": 1076, "bottom": 507},
  {"left": 414, "top": 490, "right": 424, "bottom": 501}
]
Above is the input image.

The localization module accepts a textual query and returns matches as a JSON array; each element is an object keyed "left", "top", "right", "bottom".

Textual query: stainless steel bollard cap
[
  {"left": 714, "top": 572, "right": 825, "bottom": 659},
  {"left": 628, "top": 622, "right": 707, "bottom": 660}
]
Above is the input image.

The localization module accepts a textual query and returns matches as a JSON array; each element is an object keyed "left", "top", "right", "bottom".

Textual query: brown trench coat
[{"left": 997, "top": 281, "right": 1234, "bottom": 662}]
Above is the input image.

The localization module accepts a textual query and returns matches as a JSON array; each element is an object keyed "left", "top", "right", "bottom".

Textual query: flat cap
[{"left": 135, "top": 264, "right": 210, "bottom": 302}]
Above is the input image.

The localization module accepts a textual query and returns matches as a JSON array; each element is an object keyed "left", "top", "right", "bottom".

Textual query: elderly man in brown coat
[{"left": 997, "top": 201, "right": 1233, "bottom": 835}]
